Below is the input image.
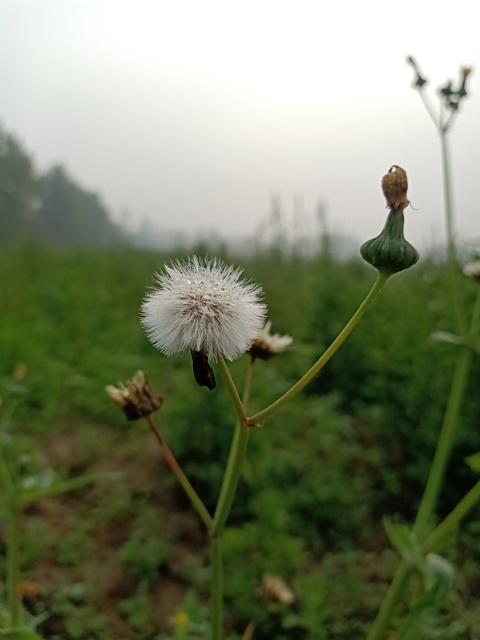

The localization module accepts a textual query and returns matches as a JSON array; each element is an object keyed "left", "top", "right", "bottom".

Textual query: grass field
[{"left": 2, "top": 242, "right": 480, "bottom": 639}]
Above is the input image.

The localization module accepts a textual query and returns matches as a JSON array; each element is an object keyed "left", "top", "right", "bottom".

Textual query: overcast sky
[{"left": 1, "top": 0, "right": 479, "bottom": 250}]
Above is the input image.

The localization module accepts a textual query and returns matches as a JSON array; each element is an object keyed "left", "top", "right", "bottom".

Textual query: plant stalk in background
[{"left": 368, "top": 58, "right": 475, "bottom": 640}]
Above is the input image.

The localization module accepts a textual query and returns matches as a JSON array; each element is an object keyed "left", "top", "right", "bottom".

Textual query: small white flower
[
  {"left": 249, "top": 321, "right": 293, "bottom": 360},
  {"left": 464, "top": 260, "right": 480, "bottom": 281},
  {"left": 140, "top": 256, "right": 267, "bottom": 361}
]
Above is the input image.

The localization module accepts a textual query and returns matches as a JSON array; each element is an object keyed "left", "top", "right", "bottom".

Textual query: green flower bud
[
  {"left": 361, "top": 210, "right": 419, "bottom": 276},
  {"left": 360, "top": 166, "right": 419, "bottom": 276}
]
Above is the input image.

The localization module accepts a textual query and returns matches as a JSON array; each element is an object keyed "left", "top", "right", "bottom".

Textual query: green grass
[{"left": 1, "top": 242, "right": 480, "bottom": 638}]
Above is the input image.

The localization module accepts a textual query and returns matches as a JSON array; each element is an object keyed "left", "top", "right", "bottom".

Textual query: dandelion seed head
[{"left": 141, "top": 256, "right": 267, "bottom": 360}]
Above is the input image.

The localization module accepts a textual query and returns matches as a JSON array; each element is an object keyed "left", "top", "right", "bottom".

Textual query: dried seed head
[
  {"left": 141, "top": 256, "right": 267, "bottom": 361},
  {"left": 381, "top": 165, "right": 410, "bottom": 210},
  {"left": 260, "top": 574, "right": 295, "bottom": 606},
  {"left": 106, "top": 370, "right": 162, "bottom": 421},
  {"left": 249, "top": 321, "right": 293, "bottom": 361}
]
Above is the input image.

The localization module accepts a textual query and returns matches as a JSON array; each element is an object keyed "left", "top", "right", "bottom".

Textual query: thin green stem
[
  {"left": 422, "top": 479, "right": 480, "bottom": 555},
  {"left": 413, "top": 347, "right": 472, "bottom": 538},
  {"left": 211, "top": 536, "right": 223, "bottom": 640},
  {"left": 208, "top": 356, "right": 251, "bottom": 638},
  {"left": 250, "top": 272, "right": 389, "bottom": 424},
  {"left": 145, "top": 415, "right": 213, "bottom": 529},
  {"left": 212, "top": 357, "right": 250, "bottom": 536},
  {"left": 211, "top": 418, "right": 248, "bottom": 537},
  {"left": 367, "top": 562, "right": 411, "bottom": 640},
  {"left": 217, "top": 355, "right": 247, "bottom": 423},
  {"left": 413, "top": 289, "right": 480, "bottom": 540},
  {"left": 418, "top": 88, "right": 440, "bottom": 129},
  {"left": 368, "top": 475, "right": 480, "bottom": 640},
  {"left": 440, "top": 130, "right": 466, "bottom": 336}
]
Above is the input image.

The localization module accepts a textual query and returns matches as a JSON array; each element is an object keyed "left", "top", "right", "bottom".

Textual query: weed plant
[{"left": 1, "top": 60, "right": 480, "bottom": 640}]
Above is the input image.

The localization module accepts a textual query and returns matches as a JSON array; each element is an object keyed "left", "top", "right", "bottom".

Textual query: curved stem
[
  {"left": 367, "top": 562, "right": 411, "bottom": 640},
  {"left": 211, "top": 417, "right": 248, "bottom": 537},
  {"left": 211, "top": 355, "right": 252, "bottom": 538},
  {"left": 145, "top": 415, "right": 213, "bottom": 529},
  {"left": 413, "top": 346, "right": 472, "bottom": 538},
  {"left": 413, "top": 288, "right": 480, "bottom": 539},
  {"left": 217, "top": 355, "right": 247, "bottom": 423},
  {"left": 250, "top": 273, "right": 389, "bottom": 424},
  {"left": 418, "top": 88, "right": 440, "bottom": 129},
  {"left": 209, "top": 357, "right": 252, "bottom": 639},
  {"left": 422, "top": 479, "right": 480, "bottom": 555}
]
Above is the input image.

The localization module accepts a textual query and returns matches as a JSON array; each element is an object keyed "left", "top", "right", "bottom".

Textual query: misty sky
[{"left": 1, "top": 0, "right": 480, "bottom": 250}]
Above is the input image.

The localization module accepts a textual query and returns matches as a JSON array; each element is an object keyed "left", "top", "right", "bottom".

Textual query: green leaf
[
  {"left": 424, "top": 553, "right": 455, "bottom": 597},
  {"left": 430, "top": 331, "right": 464, "bottom": 345},
  {"left": 465, "top": 452, "right": 480, "bottom": 472},
  {"left": 384, "top": 520, "right": 422, "bottom": 567}
]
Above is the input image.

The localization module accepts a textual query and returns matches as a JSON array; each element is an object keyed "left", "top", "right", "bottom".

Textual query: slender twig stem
[
  {"left": 209, "top": 357, "right": 251, "bottom": 639},
  {"left": 367, "top": 562, "right": 411, "bottom": 640},
  {"left": 145, "top": 415, "right": 213, "bottom": 529},
  {"left": 418, "top": 89, "right": 440, "bottom": 128},
  {"left": 211, "top": 356, "right": 249, "bottom": 535},
  {"left": 440, "top": 129, "right": 466, "bottom": 336},
  {"left": 368, "top": 477, "right": 480, "bottom": 640},
  {"left": 211, "top": 419, "right": 248, "bottom": 537},
  {"left": 422, "top": 479, "right": 480, "bottom": 555},
  {"left": 217, "top": 355, "right": 247, "bottom": 423},
  {"left": 250, "top": 273, "right": 389, "bottom": 424},
  {"left": 413, "top": 288, "right": 480, "bottom": 539},
  {"left": 372, "top": 63, "right": 474, "bottom": 639},
  {"left": 211, "top": 535, "right": 223, "bottom": 640},
  {"left": 413, "top": 346, "right": 472, "bottom": 538}
]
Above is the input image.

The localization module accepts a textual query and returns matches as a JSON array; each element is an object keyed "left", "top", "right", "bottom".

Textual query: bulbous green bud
[{"left": 360, "top": 209, "right": 419, "bottom": 276}]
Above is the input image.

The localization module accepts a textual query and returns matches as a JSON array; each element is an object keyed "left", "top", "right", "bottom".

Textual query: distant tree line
[{"left": 0, "top": 123, "right": 124, "bottom": 248}]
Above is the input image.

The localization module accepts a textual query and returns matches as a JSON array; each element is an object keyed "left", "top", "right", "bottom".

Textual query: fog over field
[{"left": 2, "top": 0, "right": 479, "bottom": 250}]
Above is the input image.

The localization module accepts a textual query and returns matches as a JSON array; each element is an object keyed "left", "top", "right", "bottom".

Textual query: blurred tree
[
  {"left": 36, "top": 165, "right": 122, "bottom": 247},
  {"left": 0, "top": 123, "right": 124, "bottom": 247},
  {"left": 0, "top": 124, "right": 39, "bottom": 246}
]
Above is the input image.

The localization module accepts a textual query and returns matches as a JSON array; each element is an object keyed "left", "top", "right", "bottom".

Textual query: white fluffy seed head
[{"left": 140, "top": 256, "right": 267, "bottom": 361}]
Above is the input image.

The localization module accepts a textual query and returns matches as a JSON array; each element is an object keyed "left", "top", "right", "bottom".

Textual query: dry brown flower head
[
  {"left": 260, "top": 574, "right": 295, "bottom": 606},
  {"left": 106, "top": 370, "right": 162, "bottom": 421},
  {"left": 381, "top": 165, "right": 410, "bottom": 210}
]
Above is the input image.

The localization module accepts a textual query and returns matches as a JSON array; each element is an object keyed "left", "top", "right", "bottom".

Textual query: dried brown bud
[
  {"left": 461, "top": 66, "right": 472, "bottom": 80},
  {"left": 106, "top": 370, "right": 162, "bottom": 421},
  {"left": 381, "top": 165, "right": 410, "bottom": 210},
  {"left": 191, "top": 349, "right": 216, "bottom": 390}
]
